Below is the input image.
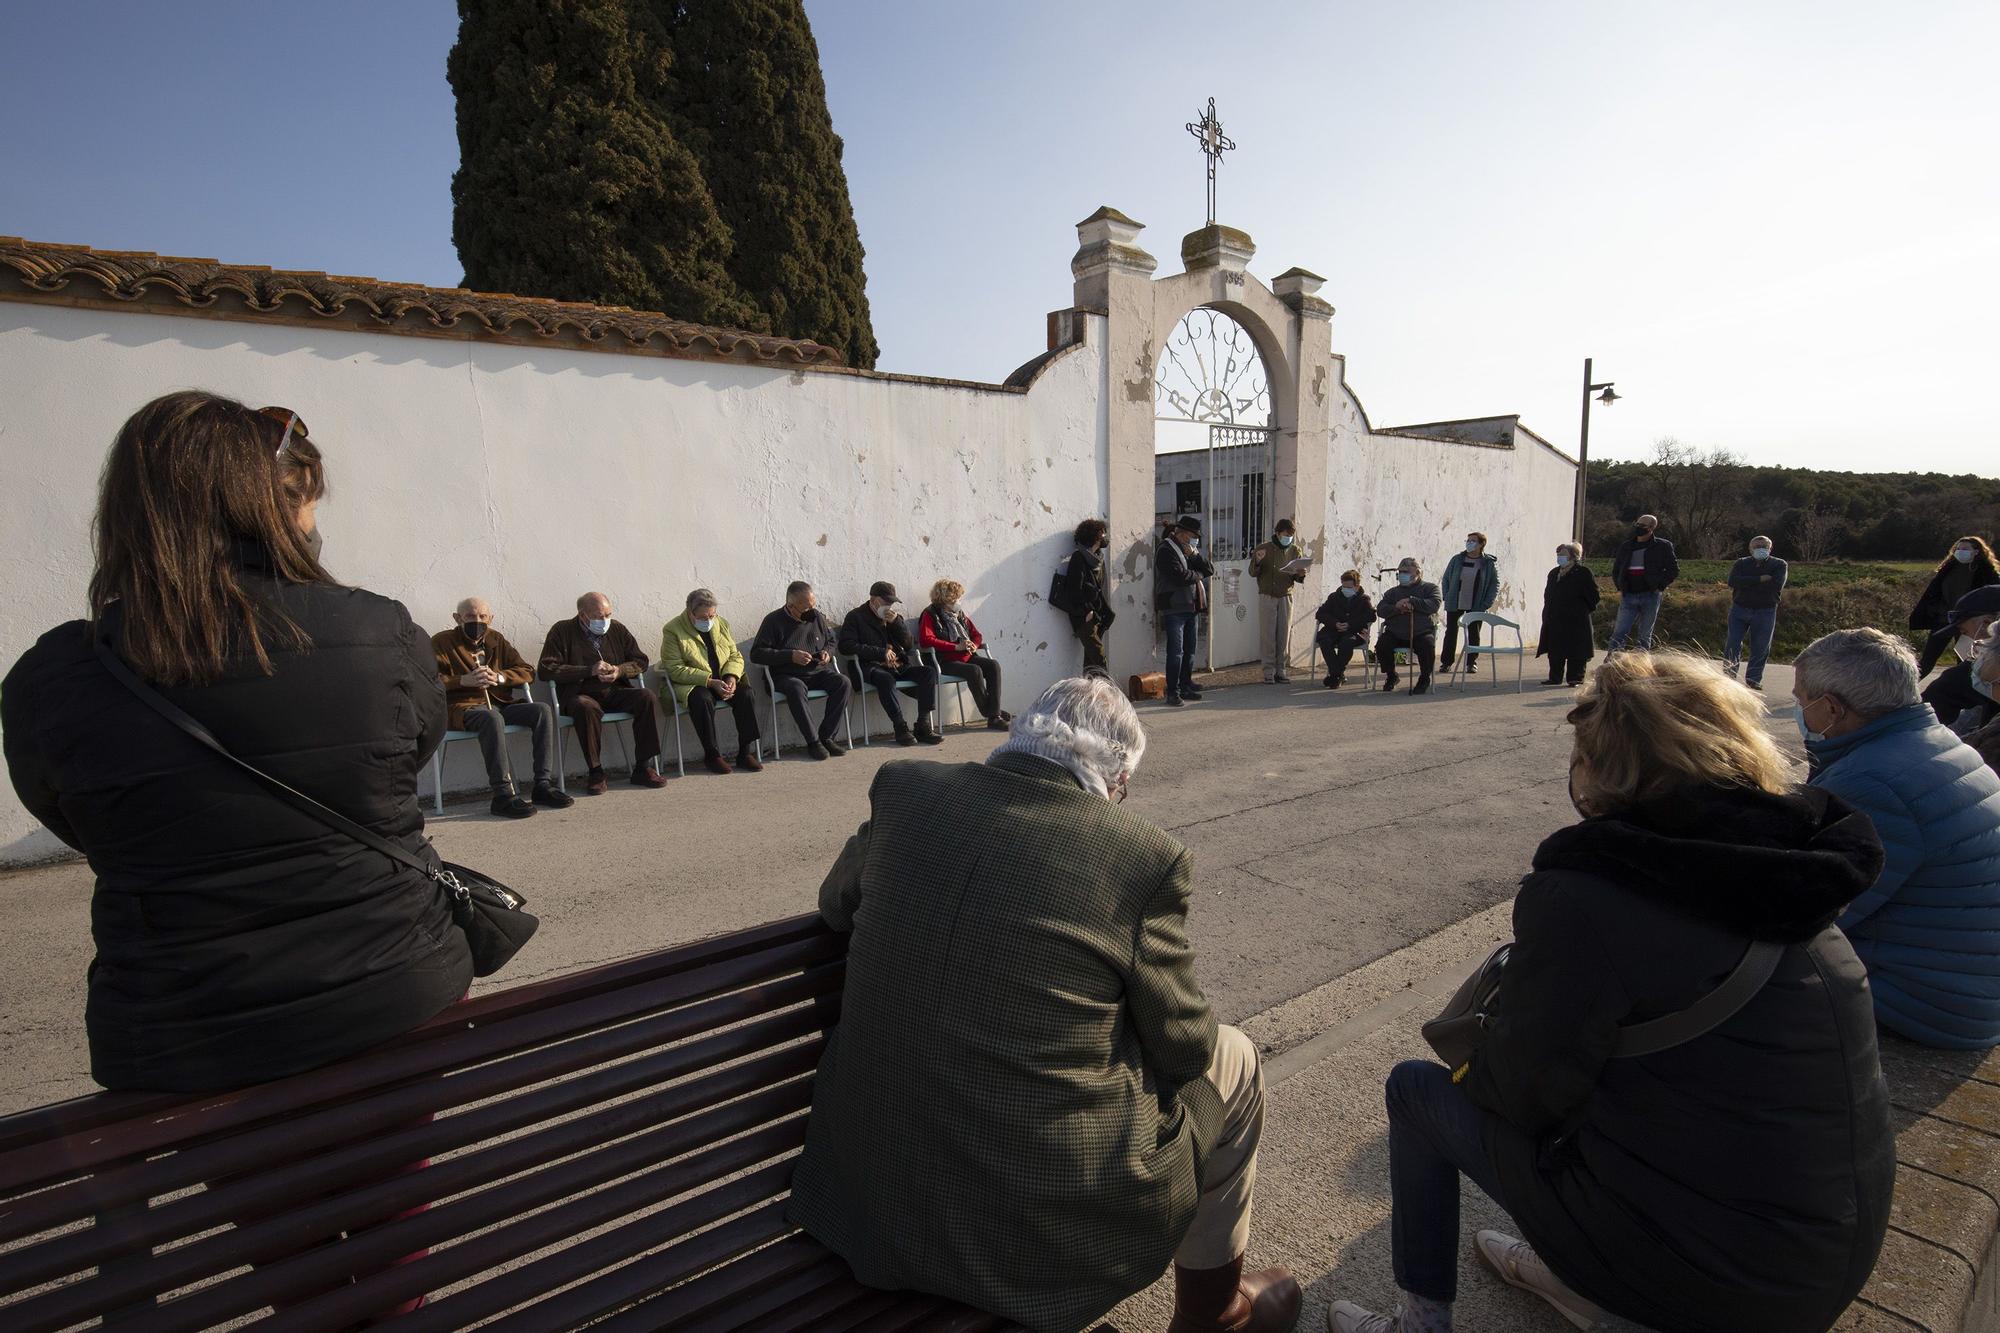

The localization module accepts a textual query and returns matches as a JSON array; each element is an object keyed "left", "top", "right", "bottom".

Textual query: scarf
[{"left": 930, "top": 602, "right": 969, "bottom": 645}]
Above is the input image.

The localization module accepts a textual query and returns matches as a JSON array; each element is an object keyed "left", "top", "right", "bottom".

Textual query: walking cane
[{"left": 1377, "top": 567, "right": 1414, "bottom": 682}]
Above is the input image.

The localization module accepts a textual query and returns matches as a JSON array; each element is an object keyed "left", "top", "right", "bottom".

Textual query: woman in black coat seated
[
  {"left": 1535, "top": 541, "right": 1599, "bottom": 686},
  {"left": 1330, "top": 651, "right": 1893, "bottom": 1333},
  {"left": 1314, "top": 568, "right": 1377, "bottom": 689},
  {"left": 2, "top": 391, "right": 472, "bottom": 1094}
]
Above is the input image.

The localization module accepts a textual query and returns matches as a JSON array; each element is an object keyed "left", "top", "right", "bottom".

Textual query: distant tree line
[{"left": 1584, "top": 439, "right": 2000, "bottom": 560}]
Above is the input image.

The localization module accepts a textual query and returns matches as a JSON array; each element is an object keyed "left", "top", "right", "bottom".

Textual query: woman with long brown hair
[
  {"left": 2, "top": 390, "right": 471, "bottom": 1094},
  {"left": 1910, "top": 534, "right": 1999, "bottom": 676}
]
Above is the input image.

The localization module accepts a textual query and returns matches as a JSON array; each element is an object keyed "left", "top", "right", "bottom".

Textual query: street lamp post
[{"left": 1574, "top": 357, "right": 1620, "bottom": 541}]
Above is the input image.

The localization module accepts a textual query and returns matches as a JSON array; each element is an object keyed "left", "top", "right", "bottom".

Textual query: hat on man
[
  {"left": 1943, "top": 585, "right": 2000, "bottom": 631},
  {"left": 869, "top": 581, "right": 900, "bottom": 603},
  {"left": 1175, "top": 515, "right": 1203, "bottom": 536}
]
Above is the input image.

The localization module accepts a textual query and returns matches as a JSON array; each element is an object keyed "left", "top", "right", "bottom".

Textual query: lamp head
[{"left": 1597, "top": 385, "right": 1621, "bottom": 406}]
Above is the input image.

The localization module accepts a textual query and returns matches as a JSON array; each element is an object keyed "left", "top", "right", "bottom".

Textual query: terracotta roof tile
[{"left": 0, "top": 237, "right": 846, "bottom": 367}]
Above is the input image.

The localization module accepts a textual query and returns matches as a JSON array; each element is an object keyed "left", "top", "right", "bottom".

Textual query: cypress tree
[
  {"left": 656, "top": 0, "right": 879, "bottom": 367},
  {"left": 448, "top": 0, "right": 765, "bottom": 331}
]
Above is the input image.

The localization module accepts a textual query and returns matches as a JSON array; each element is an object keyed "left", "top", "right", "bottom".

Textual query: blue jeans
[
  {"left": 1163, "top": 611, "right": 1200, "bottom": 696},
  {"left": 1607, "top": 591, "right": 1662, "bottom": 651},
  {"left": 1724, "top": 606, "right": 1777, "bottom": 684},
  {"left": 1387, "top": 1060, "right": 1510, "bottom": 1302}
]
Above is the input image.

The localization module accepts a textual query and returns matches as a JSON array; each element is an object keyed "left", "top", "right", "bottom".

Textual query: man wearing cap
[
  {"left": 1154, "top": 516, "right": 1216, "bottom": 707},
  {"left": 1922, "top": 586, "right": 2000, "bottom": 727},
  {"left": 840, "top": 582, "right": 944, "bottom": 747}
]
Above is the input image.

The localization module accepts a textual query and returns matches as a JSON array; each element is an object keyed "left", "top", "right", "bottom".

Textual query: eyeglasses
[{"left": 256, "top": 405, "right": 310, "bottom": 458}]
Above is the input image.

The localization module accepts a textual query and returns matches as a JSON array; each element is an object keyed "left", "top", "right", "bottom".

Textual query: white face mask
[
  {"left": 877, "top": 603, "right": 896, "bottom": 621},
  {"left": 1959, "top": 635, "right": 1979, "bottom": 662},
  {"left": 692, "top": 616, "right": 715, "bottom": 633},
  {"left": 1797, "top": 696, "right": 1831, "bottom": 744},
  {"left": 1276, "top": 534, "right": 1293, "bottom": 548},
  {"left": 1751, "top": 547, "right": 1771, "bottom": 560}
]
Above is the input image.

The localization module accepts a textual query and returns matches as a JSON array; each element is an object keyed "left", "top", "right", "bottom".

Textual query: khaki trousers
[
  {"left": 1259, "top": 593, "right": 1294, "bottom": 681},
  {"left": 1175, "top": 1024, "right": 1265, "bottom": 1267}
]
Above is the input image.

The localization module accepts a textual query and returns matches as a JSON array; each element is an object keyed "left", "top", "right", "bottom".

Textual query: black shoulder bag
[
  {"left": 1423, "top": 937, "right": 1783, "bottom": 1072},
  {"left": 94, "top": 635, "right": 537, "bottom": 976}
]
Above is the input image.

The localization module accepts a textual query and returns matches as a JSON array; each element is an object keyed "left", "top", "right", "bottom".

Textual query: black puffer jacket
[
  {"left": 1463, "top": 785, "right": 1893, "bottom": 1333},
  {"left": 1, "top": 545, "right": 472, "bottom": 1092}
]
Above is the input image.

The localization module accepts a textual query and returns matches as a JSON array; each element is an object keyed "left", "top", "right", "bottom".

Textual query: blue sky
[{"left": 3, "top": 1, "right": 1993, "bottom": 474}]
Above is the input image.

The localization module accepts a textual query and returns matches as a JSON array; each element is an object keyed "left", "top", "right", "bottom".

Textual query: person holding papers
[{"left": 1249, "top": 518, "right": 1310, "bottom": 684}]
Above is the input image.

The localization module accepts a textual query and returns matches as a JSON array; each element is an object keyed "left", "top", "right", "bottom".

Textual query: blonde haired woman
[
  {"left": 918, "top": 578, "right": 1010, "bottom": 730},
  {"left": 1331, "top": 652, "right": 1892, "bottom": 1333}
]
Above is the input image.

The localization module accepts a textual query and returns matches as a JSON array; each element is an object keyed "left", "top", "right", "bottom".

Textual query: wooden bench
[{"left": 0, "top": 914, "right": 1018, "bottom": 1331}]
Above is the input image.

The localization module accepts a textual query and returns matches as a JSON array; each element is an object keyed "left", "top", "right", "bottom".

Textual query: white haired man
[
  {"left": 432, "top": 598, "right": 572, "bottom": 817},
  {"left": 1797, "top": 627, "right": 2000, "bottom": 1048},
  {"left": 790, "top": 676, "right": 1299, "bottom": 1333}
]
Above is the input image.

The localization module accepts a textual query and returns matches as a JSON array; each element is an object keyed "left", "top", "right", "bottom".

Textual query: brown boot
[{"left": 1166, "top": 1256, "right": 1301, "bottom": 1333}]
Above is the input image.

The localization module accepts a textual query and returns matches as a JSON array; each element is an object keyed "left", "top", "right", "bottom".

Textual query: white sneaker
[
  {"left": 1473, "top": 1229, "right": 1604, "bottom": 1330},
  {"left": 1326, "top": 1300, "right": 1400, "bottom": 1333}
]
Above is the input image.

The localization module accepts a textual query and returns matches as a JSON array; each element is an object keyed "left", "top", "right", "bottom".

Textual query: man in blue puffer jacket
[{"left": 1796, "top": 627, "right": 2000, "bottom": 1048}]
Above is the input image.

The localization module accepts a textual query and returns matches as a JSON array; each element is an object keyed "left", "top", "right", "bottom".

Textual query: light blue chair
[
  {"left": 535, "top": 679, "right": 641, "bottom": 780},
  {"left": 429, "top": 710, "right": 541, "bottom": 815},
  {"left": 839, "top": 652, "right": 926, "bottom": 745},
  {"left": 661, "top": 654, "right": 763, "bottom": 776},
  {"left": 1446, "top": 612, "right": 1527, "bottom": 693},
  {"left": 754, "top": 658, "right": 856, "bottom": 758}
]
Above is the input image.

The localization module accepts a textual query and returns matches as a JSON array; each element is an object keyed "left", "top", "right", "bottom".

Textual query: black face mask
[
  {"left": 1633, "top": 526, "right": 1650, "bottom": 539},
  {"left": 303, "top": 526, "right": 324, "bottom": 562},
  {"left": 462, "top": 621, "right": 487, "bottom": 643}
]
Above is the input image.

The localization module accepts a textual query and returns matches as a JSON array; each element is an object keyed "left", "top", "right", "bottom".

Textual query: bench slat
[
  {"left": 0, "top": 927, "right": 843, "bottom": 1196},
  {"left": 0, "top": 959, "right": 840, "bottom": 1247},
  {"left": 601, "top": 1232, "right": 836, "bottom": 1331},
  {"left": 0, "top": 912, "right": 832, "bottom": 1162}
]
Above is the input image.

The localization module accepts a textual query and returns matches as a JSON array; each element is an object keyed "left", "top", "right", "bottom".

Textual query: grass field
[{"left": 1580, "top": 559, "right": 1938, "bottom": 665}]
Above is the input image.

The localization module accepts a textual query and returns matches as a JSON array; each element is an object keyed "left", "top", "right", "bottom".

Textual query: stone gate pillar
[
  {"left": 1273, "top": 268, "right": 1335, "bottom": 671},
  {"left": 1071, "top": 208, "right": 1162, "bottom": 681}
]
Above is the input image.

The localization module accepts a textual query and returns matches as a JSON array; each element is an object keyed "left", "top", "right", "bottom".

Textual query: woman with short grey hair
[
  {"left": 990, "top": 673, "right": 1146, "bottom": 800},
  {"left": 1796, "top": 627, "right": 2000, "bottom": 1048}
]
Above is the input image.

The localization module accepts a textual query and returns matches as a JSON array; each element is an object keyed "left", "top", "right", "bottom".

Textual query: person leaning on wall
[
  {"left": 1061, "top": 517, "right": 1116, "bottom": 676},
  {"left": 1, "top": 391, "right": 474, "bottom": 1094}
]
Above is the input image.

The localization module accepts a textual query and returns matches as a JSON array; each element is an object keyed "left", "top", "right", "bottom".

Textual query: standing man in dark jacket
[
  {"left": 537, "top": 591, "right": 666, "bottom": 794},
  {"left": 839, "top": 581, "right": 943, "bottom": 747},
  {"left": 1722, "top": 535, "right": 1787, "bottom": 691},
  {"left": 1375, "top": 557, "right": 1443, "bottom": 695},
  {"left": 434, "top": 596, "right": 571, "bottom": 817},
  {"left": 1060, "top": 517, "right": 1116, "bottom": 675},
  {"left": 1606, "top": 514, "right": 1679, "bottom": 651},
  {"left": 1155, "top": 516, "right": 1215, "bottom": 706},
  {"left": 753, "top": 580, "right": 852, "bottom": 759},
  {"left": 2, "top": 389, "right": 475, "bottom": 1093},
  {"left": 1437, "top": 531, "right": 1499, "bottom": 676},
  {"left": 1330, "top": 651, "right": 1893, "bottom": 1333}
]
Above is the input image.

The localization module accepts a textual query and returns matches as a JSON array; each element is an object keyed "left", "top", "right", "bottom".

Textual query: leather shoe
[
  {"left": 914, "top": 721, "right": 944, "bottom": 745},
  {"left": 703, "top": 753, "right": 733, "bottom": 775},
  {"left": 805, "top": 741, "right": 829, "bottom": 760},
  {"left": 630, "top": 766, "right": 666, "bottom": 788},
  {"left": 822, "top": 737, "right": 849, "bottom": 757},
  {"left": 489, "top": 792, "right": 535, "bottom": 819},
  {"left": 893, "top": 725, "right": 919, "bottom": 747},
  {"left": 531, "top": 783, "right": 573, "bottom": 809},
  {"left": 1167, "top": 1263, "right": 1301, "bottom": 1333},
  {"left": 735, "top": 749, "right": 764, "bottom": 772},
  {"left": 584, "top": 769, "right": 608, "bottom": 796}
]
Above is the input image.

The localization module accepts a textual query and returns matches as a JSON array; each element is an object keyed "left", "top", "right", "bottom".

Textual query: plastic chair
[
  {"left": 662, "top": 668, "right": 762, "bottom": 776},
  {"left": 755, "top": 657, "right": 857, "bottom": 757},
  {"left": 428, "top": 712, "right": 536, "bottom": 815},
  {"left": 535, "top": 679, "right": 639, "bottom": 780},
  {"left": 840, "top": 652, "right": 925, "bottom": 744},
  {"left": 1446, "top": 612, "right": 1527, "bottom": 693},
  {"left": 1307, "top": 634, "right": 1380, "bottom": 690},
  {"left": 923, "top": 645, "right": 994, "bottom": 729}
]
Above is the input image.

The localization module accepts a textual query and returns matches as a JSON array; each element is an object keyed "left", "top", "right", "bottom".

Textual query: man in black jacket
[
  {"left": 839, "top": 581, "right": 943, "bottom": 747},
  {"left": 1060, "top": 518, "right": 1115, "bottom": 675},
  {"left": 1607, "top": 514, "right": 1680, "bottom": 652},
  {"left": 753, "top": 581, "right": 852, "bottom": 760},
  {"left": 1376, "top": 558, "right": 1443, "bottom": 694},
  {"left": 1154, "top": 517, "right": 1215, "bottom": 706},
  {"left": 537, "top": 591, "right": 666, "bottom": 795}
]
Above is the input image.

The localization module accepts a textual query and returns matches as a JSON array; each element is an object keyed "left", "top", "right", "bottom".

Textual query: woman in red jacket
[{"left": 918, "top": 579, "right": 1011, "bottom": 731}]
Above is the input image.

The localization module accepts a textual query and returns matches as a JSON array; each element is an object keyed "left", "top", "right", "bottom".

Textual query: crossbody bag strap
[
  {"left": 92, "top": 632, "right": 441, "bottom": 884},
  {"left": 1611, "top": 940, "right": 1785, "bottom": 1058}
]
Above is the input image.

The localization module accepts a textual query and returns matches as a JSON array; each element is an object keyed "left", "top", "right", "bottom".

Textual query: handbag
[
  {"left": 1422, "top": 937, "right": 1783, "bottom": 1073},
  {"left": 94, "top": 634, "right": 537, "bottom": 976},
  {"left": 1127, "top": 671, "right": 1167, "bottom": 701}
]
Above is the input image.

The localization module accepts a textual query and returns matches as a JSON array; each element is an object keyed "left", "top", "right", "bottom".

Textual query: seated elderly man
[
  {"left": 1797, "top": 627, "right": 2000, "bottom": 1048},
  {"left": 1921, "top": 586, "right": 2000, "bottom": 728},
  {"left": 788, "top": 676, "right": 1299, "bottom": 1333},
  {"left": 433, "top": 597, "right": 573, "bottom": 817},
  {"left": 838, "top": 580, "right": 943, "bottom": 747},
  {"left": 537, "top": 591, "right": 666, "bottom": 795},
  {"left": 751, "top": 581, "right": 851, "bottom": 760},
  {"left": 659, "top": 587, "right": 764, "bottom": 775}
]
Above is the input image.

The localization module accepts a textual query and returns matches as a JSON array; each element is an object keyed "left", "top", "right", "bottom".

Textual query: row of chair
[
  {"left": 428, "top": 645, "right": 992, "bottom": 812},
  {"left": 1307, "top": 610, "right": 1528, "bottom": 692}
]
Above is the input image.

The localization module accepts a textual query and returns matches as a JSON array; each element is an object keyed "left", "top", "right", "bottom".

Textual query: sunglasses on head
[{"left": 256, "top": 405, "right": 310, "bottom": 458}]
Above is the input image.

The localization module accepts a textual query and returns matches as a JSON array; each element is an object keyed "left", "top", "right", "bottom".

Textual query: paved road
[{"left": 0, "top": 664, "right": 1803, "bottom": 1114}]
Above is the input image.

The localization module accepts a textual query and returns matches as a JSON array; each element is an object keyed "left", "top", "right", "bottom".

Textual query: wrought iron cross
[{"left": 1185, "top": 97, "right": 1237, "bottom": 226}]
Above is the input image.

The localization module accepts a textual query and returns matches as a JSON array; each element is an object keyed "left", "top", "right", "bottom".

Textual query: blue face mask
[
  {"left": 692, "top": 617, "right": 715, "bottom": 633},
  {"left": 1465, "top": 542, "right": 1481, "bottom": 554},
  {"left": 1557, "top": 556, "right": 1573, "bottom": 568},
  {"left": 1397, "top": 572, "right": 1414, "bottom": 585},
  {"left": 1340, "top": 586, "right": 1358, "bottom": 597},
  {"left": 1276, "top": 534, "right": 1293, "bottom": 548},
  {"left": 1751, "top": 547, "right": 1771, "bottom": 560},
  {"left": 586, "top": 617, "right": 610, "bottom": 636},
  {"left": 1957, "top": 548, "right": 1977, "bottom": 564}
]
